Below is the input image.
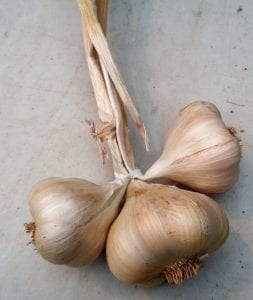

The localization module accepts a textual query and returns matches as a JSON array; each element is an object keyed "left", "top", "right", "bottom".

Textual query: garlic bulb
[
  {"left": 26, "top": 177, "right": 128, "bottom": 266},
  {"left": 106, "top": 180, "right": 229, "bottom": 286},
  {"left": 142, "top": 101, "right": 241, "bottom": 193}
]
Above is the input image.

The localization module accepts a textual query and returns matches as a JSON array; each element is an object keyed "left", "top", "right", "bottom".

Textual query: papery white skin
[
  {"left": 29, "top": 177, "right": 128, "bottom": 266},
  {"left": 142, "top": 101, "right": 241, "bottom": 193}
]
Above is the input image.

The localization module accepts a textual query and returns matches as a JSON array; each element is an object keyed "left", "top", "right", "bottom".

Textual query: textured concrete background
[{"left": 0, "top": 1, "right": 252, "bottom": 299}]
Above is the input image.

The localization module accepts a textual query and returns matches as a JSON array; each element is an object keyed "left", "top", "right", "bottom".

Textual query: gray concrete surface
[{"left": 0, "top": 0, "right": 252, "bottom": 299}]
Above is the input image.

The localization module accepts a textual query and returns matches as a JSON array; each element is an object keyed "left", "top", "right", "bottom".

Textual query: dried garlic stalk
[{"left": 78, "top": 0, "right": 149, "bottom": 178}]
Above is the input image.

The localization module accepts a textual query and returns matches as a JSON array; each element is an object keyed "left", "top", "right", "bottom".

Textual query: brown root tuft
[
  {"left": 163, "top": 257, "right": 203, "bottom": 284},
  {"left": 24, "top": 222, "right": 36, "bottom": 245}
]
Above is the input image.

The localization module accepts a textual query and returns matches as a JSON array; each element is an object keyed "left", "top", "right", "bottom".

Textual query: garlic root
[
  {"left": 163, "top": 257, "right": 203, "bottom": 284},
  {"left": 24, "top": 222, "right": 36, "bottom": 245}
]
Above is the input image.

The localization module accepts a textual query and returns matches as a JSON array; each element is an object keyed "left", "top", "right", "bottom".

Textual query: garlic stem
[
  {"left": 78, "top": 0, "right": 149, "bottom": 157},
  {"left": 95, "top": 0, "right": 136, "bottom": 173},
  {"left": 100, "top": 62, "right": 136, "bottom": 173},
  {"left": 95, "top": 0, "right": 108, "bottom": 33},
  {"left": 80, "top": 4, "right": 127, "bottom": 176}
]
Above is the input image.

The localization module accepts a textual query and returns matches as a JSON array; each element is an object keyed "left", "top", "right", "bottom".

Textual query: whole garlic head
[
  {"left": 28, "top": 177, "right": 128, "bottom": 266},
  {"left": 106, "top": 180, "right": 229, "bottom": 286},
  {"left": 143, "top": 101, "right": 241, "bottom": 193}
]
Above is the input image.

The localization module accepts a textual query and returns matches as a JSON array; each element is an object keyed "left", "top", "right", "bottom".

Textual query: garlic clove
[
  {"left": 27, "top": 177, "right": 128, "bottom": 266},
  {"left": 142, "top": 101, "right": 241, "bottom": 193},
  {"left": 106, "top": 180, "right": 229, "bottom": 285}
]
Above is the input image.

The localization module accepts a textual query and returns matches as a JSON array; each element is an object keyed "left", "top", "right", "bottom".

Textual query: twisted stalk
[{"left": 78, "top": 0, "right": 149, "bottom": 178}]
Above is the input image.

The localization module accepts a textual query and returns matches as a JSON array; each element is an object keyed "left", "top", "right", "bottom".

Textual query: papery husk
[
  {"left": 28, "top": 177, "right": 128, "bottom": 266},
  {"left": 78, "top": 0, "right": 149, "bottom": 178},
  {"left": 106, "top": 180, "right": 229, "bottom": 285},
  {"left": 143, "top": 101, "right": 241, "bottom": 193}
]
